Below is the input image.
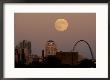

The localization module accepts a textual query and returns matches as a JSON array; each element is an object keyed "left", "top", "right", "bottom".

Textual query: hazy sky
[{"left": 15, "top": 13, "right": 96, "bottom": 59}]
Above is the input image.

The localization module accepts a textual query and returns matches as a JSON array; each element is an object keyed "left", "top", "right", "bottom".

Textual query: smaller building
[
  {"left": 56, "top": 52, "right": 78, "bottom": 65},
  {"left": 24, "top": 48, "right": 30, "bottom": 65},
  {"left": 15, "top": 49, "right": 19, "bottom": 64},
  {"left": 25, "top": 54, "right": 39, "bottom": 65}
]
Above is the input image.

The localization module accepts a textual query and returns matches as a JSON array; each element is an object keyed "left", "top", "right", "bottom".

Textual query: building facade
[
  {"left": 15, "top": 40, "right": 32, "bottom": 65},
  {"left": 45, "top": 40, "right": 57, "bottom": 57},
  {"left": 56, "top": 52, "right": 78, "bottom": 65}
]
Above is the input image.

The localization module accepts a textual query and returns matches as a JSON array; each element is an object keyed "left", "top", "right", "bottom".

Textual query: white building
[{"left": 45, "top": 40, "right": 57, "bottom": 57}]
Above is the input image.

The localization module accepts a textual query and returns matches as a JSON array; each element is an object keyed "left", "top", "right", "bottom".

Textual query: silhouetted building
[
  {"left": 22, "top": 40, "right": 31, "bottom": 53},
  {"left": 42, "top": 50, "right": 44, "bottom": 59},
  {"left": 31, "top": 54, "right": 39, "bottom": 65},
  {"left": 56, "top": 52, "right": 78, "bottom": 65},
  {"left": 24, "top": 48, "right": 30, "bottom": 65},
  {"left": 45, "top": 40, "right": 57, "bottom": 57},
  {"left": 28, "top": 41, "right": 31, "bottom": 53},
  {"left": 15, "top": 49, "right": 19, "bottom": 64},
  {"left": 15, "top": 40, "right": 32, "bottom": 65},
  {"left": 28, "top": 54, "right": 33, "bottom": 64}
]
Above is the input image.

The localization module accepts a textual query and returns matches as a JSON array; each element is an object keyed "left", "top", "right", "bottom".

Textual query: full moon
[{"left": 55, "top": 19, "right": 68, "bottom": 31}]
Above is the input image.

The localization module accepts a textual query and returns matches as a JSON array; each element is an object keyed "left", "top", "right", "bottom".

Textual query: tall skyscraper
[
  {"left": 15, "top": 40, "right": 32, "bottom": 65},
  {"left": 45, "top": 40, "right": 57, "bottom": 57}
]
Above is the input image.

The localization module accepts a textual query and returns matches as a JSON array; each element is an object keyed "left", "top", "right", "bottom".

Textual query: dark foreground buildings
[
  {"left": 15, "top": 40, "right": 96, "bottom": 68},
  {"left": 56, "top": 52, "right": 78, "bottom": 65}
]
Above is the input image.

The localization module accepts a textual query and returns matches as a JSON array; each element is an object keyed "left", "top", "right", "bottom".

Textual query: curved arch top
[{"left": 73, "top": 40, "right": 94, "bottom": 60}]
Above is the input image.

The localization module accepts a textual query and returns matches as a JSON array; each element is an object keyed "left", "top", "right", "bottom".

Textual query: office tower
[
  {"left": 15, "top": 40, "right": 32, "bottom": 64},
  {"left": 45, "top": 40, "right": 57, "bottom": 57}
]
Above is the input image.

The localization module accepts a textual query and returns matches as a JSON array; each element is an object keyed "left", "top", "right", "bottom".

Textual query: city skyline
[{"left": 15, "top": 13, "right": 96, "bottom": 59}]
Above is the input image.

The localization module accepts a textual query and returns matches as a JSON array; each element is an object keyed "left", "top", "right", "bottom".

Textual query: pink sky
[{"left": 15, "top": 13, "right": 96, "bottom": 59}]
